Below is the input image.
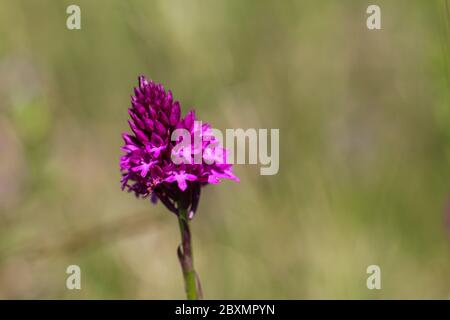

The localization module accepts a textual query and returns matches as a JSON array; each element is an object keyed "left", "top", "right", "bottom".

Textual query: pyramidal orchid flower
[{"left": 120, "top": 75, "right": 239, "bottom": 299}]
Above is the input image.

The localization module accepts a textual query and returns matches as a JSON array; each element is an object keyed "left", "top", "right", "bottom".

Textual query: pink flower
[{"left": 120, "top": 76, "right": 239, "bottom": 217}]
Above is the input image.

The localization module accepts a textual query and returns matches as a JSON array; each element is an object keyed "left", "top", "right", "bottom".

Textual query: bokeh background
[{"left": 0, "top": 0, "right": 449, "bottom": 299}]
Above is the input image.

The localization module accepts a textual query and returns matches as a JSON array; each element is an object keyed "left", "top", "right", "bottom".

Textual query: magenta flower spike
[{"left": 120, "top": 76, "right": 239, "bottom": 299}]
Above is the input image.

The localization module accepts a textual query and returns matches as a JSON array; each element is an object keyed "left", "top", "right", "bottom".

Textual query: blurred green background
[{"left": 0, "top": 0, "right": 449, "bottom": 299}]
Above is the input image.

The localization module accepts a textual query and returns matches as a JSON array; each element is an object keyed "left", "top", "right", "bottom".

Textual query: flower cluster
[{"left": 120, "top": 76, "right": 238, "bottom": 217}]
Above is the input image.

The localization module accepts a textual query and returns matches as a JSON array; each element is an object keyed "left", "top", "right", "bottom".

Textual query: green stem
[{"left": 177, "top": 203, "right": 202, "bottom": 300}]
